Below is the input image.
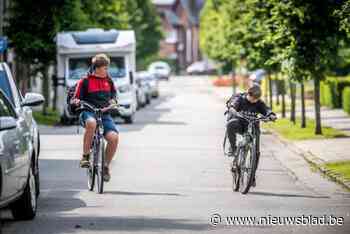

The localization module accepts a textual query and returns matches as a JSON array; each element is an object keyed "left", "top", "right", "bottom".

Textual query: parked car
[
  {"left": 148, "top": 61, "right": 171, "bottom": 80},
  {"left": 135, "top": 73, "right": 148, "bottom": 109},
  {"left": 137, "top": 71, "right": 159, "bottom": 100},
  {"left": 0, "top": 62, "right": 44, "bottom": 220},
  {"left": 186, "top": 60, "right": 217, "bottom": 75},
  {"left": 145, "top": 72, "right": 159, "bottom": 98}
]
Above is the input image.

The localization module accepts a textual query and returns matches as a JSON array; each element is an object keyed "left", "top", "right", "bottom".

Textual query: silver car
[
  {"left": 148, "top": 61, "right": 171, "bottom": 81},
  {"left": 138, "top": 71, "right": 159, "bottom": 98},
  {"left": 0, "top": 62, "right": 44, "bottom": 220}
]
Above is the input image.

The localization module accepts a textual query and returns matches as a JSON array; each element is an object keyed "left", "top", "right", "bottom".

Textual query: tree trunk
[
  {"left": 14, "top": 58, "right": 22, "bottom": 88},
  {"left": 264, "top": 77, "right": 268, "bottom": 103},
  {"left": 290, "top": 80, "right": 296, "bottom": 124},
  {"left": 52, "top": 67, "right": 57, "bottom": 110},
  {"left": 301, "top": 82, "right": 306, "bottom": 128},
  {"left": 42, "top": 66, "right": 50, "bottom": 115},
  {"left": 21, "top": 62, "right": 30, "bottom": 94},
  {"left": 268, "top": 74, "right": 273, "bottom": 110},
  {"left": 231, "top": 71, "right": 236, "bottom": 95},
  {"left": 24, "top": 63, "right": 31, "bottom": 91},
  {"left": 276, "top": 79, "right": 280, "bottom": 106},
  {"left": 281, "top": 79, "right": 286, "bottom": 118},
  {"left": 314, "top": 77, "right": 322, "bottom": 134}
]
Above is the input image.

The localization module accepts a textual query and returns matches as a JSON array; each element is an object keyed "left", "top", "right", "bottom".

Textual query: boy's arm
[
  {"left": 73, "top": 79, "right": 83, "bottom": 99},
  {"left": 110, "top": 81, "right": 118, "bottom": 105},
  {"left": 258, "top": 100, "right": 277, "bottom": 120},
  {"left": 226, "top": 94, "right": 242, "bottom": 112},
  {"left": 71, "top": 79, "right": 85, "bottom": 105},
  {"left": 257, "top": 100, "right": 271, "bottom": 116}
]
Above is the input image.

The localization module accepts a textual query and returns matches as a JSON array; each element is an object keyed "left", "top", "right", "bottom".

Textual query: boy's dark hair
[{"left": 248, "top": 84, "right": 262, "bottom": 99}]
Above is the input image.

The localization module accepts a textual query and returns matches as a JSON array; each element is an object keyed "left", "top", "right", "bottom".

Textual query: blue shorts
[{"left": 79, "top": 111, "right": 119, "bottom": 136}]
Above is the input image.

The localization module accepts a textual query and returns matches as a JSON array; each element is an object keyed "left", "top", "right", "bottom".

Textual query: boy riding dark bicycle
[
  {"left": 71, "top": 54, "right": 119, "bottom": 182},
  {"left": 226, "top": 84, "right": 277, "bottom": 186}
]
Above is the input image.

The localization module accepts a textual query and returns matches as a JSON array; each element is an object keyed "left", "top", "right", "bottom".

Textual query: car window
[
  {"left": 0, "top": 69, "right": 15, "bottom": 104},
  {"left": 0, "top": 91, "right": 17, "bottom": 118},
  {"left": 3, "top": 64, "right": 21, "bottom": 108}
]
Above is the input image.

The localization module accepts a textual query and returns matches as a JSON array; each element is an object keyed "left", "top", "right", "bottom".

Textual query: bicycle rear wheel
[
  {"left": 96, "top": 139, "right": 105, "bottom": 194},
  {"left": 239, "top": 144, "right": 257, "bottom": 194}
]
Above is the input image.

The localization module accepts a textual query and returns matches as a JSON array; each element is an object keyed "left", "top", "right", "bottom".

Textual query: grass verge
[
  {"left": 324, "top": 161, "right": 350, "bottom": 181},
  {"left": 262, "top": 117, "right": 346, "bottom": 140},
  {"left": 33, "top": 108, "right": 60, "bottom": 126}
]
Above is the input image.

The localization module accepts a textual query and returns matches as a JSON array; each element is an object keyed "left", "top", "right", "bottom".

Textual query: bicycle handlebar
[
  {"left": 77, "top": 100, "right": 119, "bottom": 113},
  {"left": 229, "top": 108, "right": 275, "bottom": 123}
]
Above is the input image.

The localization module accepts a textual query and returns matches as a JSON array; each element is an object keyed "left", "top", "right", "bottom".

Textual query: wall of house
[{"left": 154, "top": 0, "right": 203, "bottom": 72}]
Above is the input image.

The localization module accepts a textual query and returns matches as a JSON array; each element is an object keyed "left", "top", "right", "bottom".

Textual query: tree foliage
[
  {"left": 200, "top": 0, "right": 350, "bottom": 134},
  {"left": 6, "top": 0, "right": 162, "bottom": 70}
]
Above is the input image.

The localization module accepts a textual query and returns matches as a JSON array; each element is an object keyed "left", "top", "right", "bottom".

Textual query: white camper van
[{"left": 56, "top": 28, "right": 137, "bottom": 124}]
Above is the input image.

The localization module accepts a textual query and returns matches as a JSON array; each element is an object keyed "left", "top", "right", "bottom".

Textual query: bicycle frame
[
  {"left": 78, "top": 101, "right": 106, "bottom": 194},
  {"left": 225, "top": 110, "right": 271, "bottom": 194},
  {"left": 92, "top": 109, "right": 104, "bottom": 166}
]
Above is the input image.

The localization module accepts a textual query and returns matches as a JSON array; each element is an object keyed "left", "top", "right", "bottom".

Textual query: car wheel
[
  {"left": 10, "top": 164, "right": 37, "bottom": 220},
  {"left": 35, "top": 136, "right": 40, "bottom": 197},
  {"left": 124, "top": 115, "right": 134, "bottom": 124},
  {"left": 141, "top": 99, "right": 147, "bottom": 107},
  {"left": 35, "top": 156, "right": 40, "bottom": 197},
  {"left": 136, "top": 94, "right": 141, "bottom": 110}
]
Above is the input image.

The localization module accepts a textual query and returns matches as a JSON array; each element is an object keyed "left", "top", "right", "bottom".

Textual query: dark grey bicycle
[
  {"left": 224, "top": 110, "right": 274, "bottom": 194},
  {"left": 78, "top": 101, "right": 117, "bottom": 194}
]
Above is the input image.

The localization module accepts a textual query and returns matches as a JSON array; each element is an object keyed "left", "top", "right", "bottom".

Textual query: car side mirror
[
  {"left": 0, "top": 117, "right": 17, "bottom": 131},
  {"left": 129, "top": 71, "right": 134, "bottom": 85},
  {"left": 22, "top": 93, "right": 45, "bottom": 107}
]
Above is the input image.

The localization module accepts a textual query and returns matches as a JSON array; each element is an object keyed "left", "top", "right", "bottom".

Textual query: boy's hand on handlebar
[
  {"left": 71, "top": 98, "right": 80, "bottom": 106},
  {"left": 101, "top": 106, "right": 111, "bottom": 113},
  {"left": 101, "top": 101, "right": 119, "bottom": 113},
  {"left": 267, "top": 112, "right": 277, "bottom": 121},
  {"left": 109, "top": 99, "right": 118, "bottom": 105}
]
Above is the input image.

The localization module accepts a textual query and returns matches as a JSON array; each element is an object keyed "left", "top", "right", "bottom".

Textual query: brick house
[{"left": 152, "top": 0, "right": 205, "bottom": 72}]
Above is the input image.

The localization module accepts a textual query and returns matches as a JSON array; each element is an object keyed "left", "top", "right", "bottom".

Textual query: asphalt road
[{"left": 1, "top": 76, "right": 350, "bottom": 234}]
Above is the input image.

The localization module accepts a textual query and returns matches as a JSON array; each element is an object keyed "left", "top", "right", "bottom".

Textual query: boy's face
[
  {"left": 95, "top": 65, "right": 108, "bottom": 77},
  {"left": 247, "top": 94, "right": 259, "bottom": 103}
]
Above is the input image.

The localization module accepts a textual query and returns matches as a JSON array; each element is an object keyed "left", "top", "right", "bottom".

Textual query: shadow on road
[
  {"left": 3, "top": 216, "right": 210, "bottom": 234},
  {"left": 249, "top": 191, "right": 330, "bottom": 199},
  {"left": 103, "top": 190, "right": 183, "bottom": 196}
]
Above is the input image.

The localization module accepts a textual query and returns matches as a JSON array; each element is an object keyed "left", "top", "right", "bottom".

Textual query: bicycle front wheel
[
  {"left": 231, "top": 151, "right": 240, "bottom": 192},
  {"left": 239, "top": 144, "right": 257, "bottom": 194},
  {"left": 96, "top": 139, "right": 105, "bottom": 194},
  {"left": 87, "top": 155, "right": 96, "bottom": 191}
]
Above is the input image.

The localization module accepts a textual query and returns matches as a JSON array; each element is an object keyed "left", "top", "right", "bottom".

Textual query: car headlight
[{"left": 118, "top": 85, "right": 132, "bottom": 93}]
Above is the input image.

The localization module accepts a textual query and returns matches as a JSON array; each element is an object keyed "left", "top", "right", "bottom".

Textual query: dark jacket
[
  {"left": 74, "top": 74, "right": 116, "bottom": 108},
  {"left": 226, "top": 92, "right": 271, "bottom": 117}
]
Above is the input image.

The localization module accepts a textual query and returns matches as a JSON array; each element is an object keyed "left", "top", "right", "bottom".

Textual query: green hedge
[
  {"left": 343, "top": 87, "right": 350, "bottom": 114},
  {"left": 321, "top": 76, "right": 350, "bottom": 108}
]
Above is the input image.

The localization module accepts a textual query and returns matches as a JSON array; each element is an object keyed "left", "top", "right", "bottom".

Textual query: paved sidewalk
[
  {"left": 294, "top": 138, "right": 350, "bottom": 163},
  {"left": 297, "top": 105, "right": 350, "bottom": 136}
]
